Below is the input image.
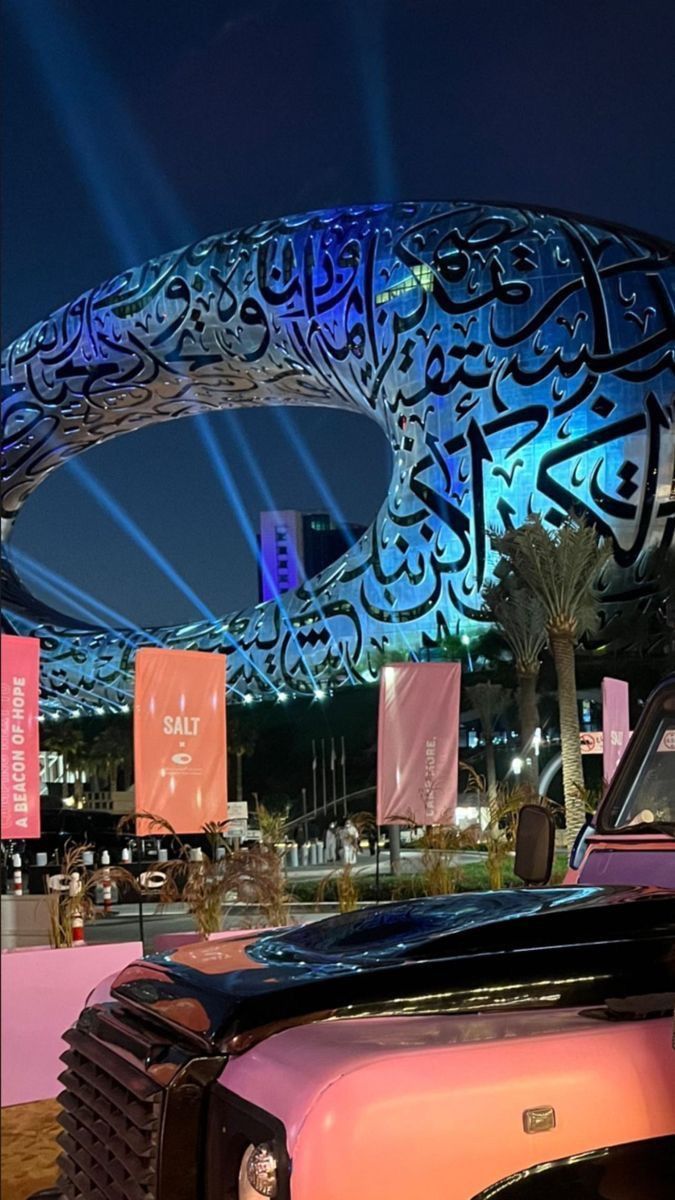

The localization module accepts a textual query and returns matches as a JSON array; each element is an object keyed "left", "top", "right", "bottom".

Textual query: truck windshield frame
[{"left": 596, "top": 678, "right": 675, "bottom": 835}]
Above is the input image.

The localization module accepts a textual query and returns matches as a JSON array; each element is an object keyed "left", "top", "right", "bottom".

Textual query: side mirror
[{"left": 514, "top": 804, "right": 556, "bottom": 885}]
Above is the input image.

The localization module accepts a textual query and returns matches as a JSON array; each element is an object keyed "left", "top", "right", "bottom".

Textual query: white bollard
[
  {"left": 301, "top": 843, "right": 310, "bottom": 867},
  {"left": 121, "top": 847, "right": 131, "bottom": 863},
  {"left": 101, "top": 849, "right": 113, "bottom": 914},
  {"left": 288, "top": 843, "right": 299, "bottom": 869},
  {"left": 69, "top": 871, "right": 85, "bottom": 945},
  {"left": 309, "top": 841, "right": 318, "bottom": 866},
  {"left": 36, "top": 852, "right": 48, "bottom": 868},
  {"left": 189, "top": 847, "right": 203, "bottom": 863},
  {"left": 215, "top": 846, "right": 226, "bottom": 862},
  {"left": 316, "top": 842, "right": 324, "bottom": 865},
  {"left": 12, "top": 854, "right": 23, "bottom": 897},
  {"left": 82, "top": 850, "right": 95, "bottom": 867},
  {"left": 158, "top": 847, "right": 169, "bottom": 863}
]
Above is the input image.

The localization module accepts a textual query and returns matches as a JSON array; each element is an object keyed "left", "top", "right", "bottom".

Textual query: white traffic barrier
[
  {"left": 47, "top": 874, "right": 71, "bottom": 892},
  {"left": 139, "top": 870, "right": 167, "bottom": 891}
]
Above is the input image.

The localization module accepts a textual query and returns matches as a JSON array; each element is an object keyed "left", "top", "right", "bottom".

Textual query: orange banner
[{"left": 134, "top": 648, "right": 227, "bottom": 834}]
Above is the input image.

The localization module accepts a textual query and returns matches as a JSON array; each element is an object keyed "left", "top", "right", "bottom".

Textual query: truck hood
[{"left": 110, "top": 886, "right": 675, "bottom": 1051}]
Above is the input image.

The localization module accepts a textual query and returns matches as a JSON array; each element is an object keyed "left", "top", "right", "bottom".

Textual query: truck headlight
[{"left": 239, "top": 1143, "right": 278, "bottom": 1198}]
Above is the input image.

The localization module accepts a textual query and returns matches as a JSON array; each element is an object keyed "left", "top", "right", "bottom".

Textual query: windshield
[{"left": 601, "top": 688, "right": 675, "bottom": 831}]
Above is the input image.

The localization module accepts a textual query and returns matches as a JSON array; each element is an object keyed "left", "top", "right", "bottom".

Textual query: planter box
[
  {"left": 1, "top": 895, "right": 53, "bottom": 950},
  {"left": 1, "top": 941, "right": 142, "bottom": 1107}
]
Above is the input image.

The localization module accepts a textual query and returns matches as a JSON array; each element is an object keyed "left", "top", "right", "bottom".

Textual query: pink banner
[
  {"left": 602, "top": 676, "right": 630, "bottom": 787},
  {"left": 377, "top": 662, "right": 461, "bottom": 826},
  {"left": 134, "top": 648, "right": 227, "bottom": 834},
  {"left": 1, "top": 635, "right": 41, "bottom": 840}
]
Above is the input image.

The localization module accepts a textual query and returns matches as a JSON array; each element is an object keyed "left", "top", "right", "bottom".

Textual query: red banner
[
  {"left": 377, "top": 661, "right": 461, "bottom": 826},
  {"left": 602, "top": 676, "right": 630, "bottom": 787},
  {"left": 1, "top": 635, "right": 41, "bottom": 839},
  {"left": 134, "top": 648, "right": 227, "bottom": 834}
]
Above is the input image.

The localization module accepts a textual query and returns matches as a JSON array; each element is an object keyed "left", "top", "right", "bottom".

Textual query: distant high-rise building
[{"left": 258, "top": 510, "right": 366, "bottom": 602}]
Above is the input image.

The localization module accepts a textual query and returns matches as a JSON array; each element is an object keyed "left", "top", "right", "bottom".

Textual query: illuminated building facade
[{"left": 1, "top": 201, "right": 674, "bottom": 711}]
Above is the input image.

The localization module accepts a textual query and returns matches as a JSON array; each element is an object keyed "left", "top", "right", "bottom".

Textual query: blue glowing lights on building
[{"left": 1, "top": 201, "right": 674, "bottom": 712}]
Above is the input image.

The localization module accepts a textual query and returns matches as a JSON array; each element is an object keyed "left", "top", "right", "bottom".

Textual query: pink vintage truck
[{"left": 39, "top": 678, "right": 674, "bottom": 1200}]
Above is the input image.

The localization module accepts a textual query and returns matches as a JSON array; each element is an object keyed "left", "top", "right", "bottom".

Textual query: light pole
[{"left": 461, "top": 633, "right": 474, "bottom": 672}]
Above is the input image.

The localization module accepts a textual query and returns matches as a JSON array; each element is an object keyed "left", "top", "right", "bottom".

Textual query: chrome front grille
[{"left": 57, "top": 1025, "right": 164, "bottom": 1200}]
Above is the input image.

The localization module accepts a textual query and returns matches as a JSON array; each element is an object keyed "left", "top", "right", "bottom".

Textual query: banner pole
[
  {"left": 326, "top": 734, "right": 333, "bottom": 820},
  {"left": 301, "top": 786, "right": 309, "bottom": 844},
  {"left": 341, "top": 736, "right": 347, "bottom": 818},
  {"left": 321, "top": 739, "right": 327, "bottom": 816}
]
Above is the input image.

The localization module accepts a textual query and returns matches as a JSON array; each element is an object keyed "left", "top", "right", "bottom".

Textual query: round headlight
[{"left": 239, "top": 1143, "right": 278, "bottom": 1198}]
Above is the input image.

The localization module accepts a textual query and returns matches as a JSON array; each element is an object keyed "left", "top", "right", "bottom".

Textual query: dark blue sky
[{"left": 3, "top": 0, "right": 675, "bottom": 627}]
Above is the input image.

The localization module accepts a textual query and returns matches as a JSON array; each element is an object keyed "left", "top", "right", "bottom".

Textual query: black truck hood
[{"left": 110, "top": 886, "right": 675, "bottom": 1051}]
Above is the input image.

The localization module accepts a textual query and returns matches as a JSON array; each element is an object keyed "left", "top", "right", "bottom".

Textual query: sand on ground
[{"left": 1, "top": 1099, "right": 61, "bottom": 1200}]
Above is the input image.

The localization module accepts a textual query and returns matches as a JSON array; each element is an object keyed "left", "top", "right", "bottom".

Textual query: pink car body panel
[{"left": 221, "top": 1010, "right": 675, "bottom": 1199}]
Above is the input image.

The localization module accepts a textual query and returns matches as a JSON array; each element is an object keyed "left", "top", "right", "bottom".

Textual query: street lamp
[{"left": 460, "top": 633, "right": 474, "bottom": 671}]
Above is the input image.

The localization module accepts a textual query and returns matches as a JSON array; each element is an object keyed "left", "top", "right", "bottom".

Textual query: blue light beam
[{"left": 65, "top": 458, "right": 276, "bottom": 694}]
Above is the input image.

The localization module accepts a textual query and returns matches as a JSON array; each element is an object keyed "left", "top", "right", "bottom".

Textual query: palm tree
[
  {"left": 91, "top": 724, "right": 131, "bottom": 795},
  {"left": 492, "top": 515, "right": 611, "bottom": 844},
  {"left": 465, "top": 682, "right": 511, "bottom": 803},
  {"left": 228, "top": 712, "right": 258, "bottom": 804},
  {"left": 368, "top": 644, "right": 409, "bottom": 678},
  {"left": 483, "top": 578, "right": 547, "bottom": 785},
  {"left": 43, "top": 722, "right": 88, "bottom": 803}
]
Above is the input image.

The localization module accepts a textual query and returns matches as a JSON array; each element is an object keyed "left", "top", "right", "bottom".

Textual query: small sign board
[
  {"left": 580, "top": 731, "right": 604, "bottom": 754},
  {"left": 227, "top": 801, "right": 249, "bottom": 838}
]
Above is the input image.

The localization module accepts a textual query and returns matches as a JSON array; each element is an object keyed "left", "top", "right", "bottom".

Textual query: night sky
[{"left": 3, "top": 0, "right": 675, "bottom": 628}]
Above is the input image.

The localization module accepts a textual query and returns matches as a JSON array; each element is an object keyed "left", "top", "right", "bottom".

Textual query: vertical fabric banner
[
  {"left": 602, "top": 676, "right": 630, "bottom": 787},
  {"left": 1, "top": 635, "right": 41, "bottom": 839},
  {"left": 377, "top": 661, "right": 461, "bottom": 826},
  {"left": 134, "top": 648, "right": 227, "bottom": 834}
]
